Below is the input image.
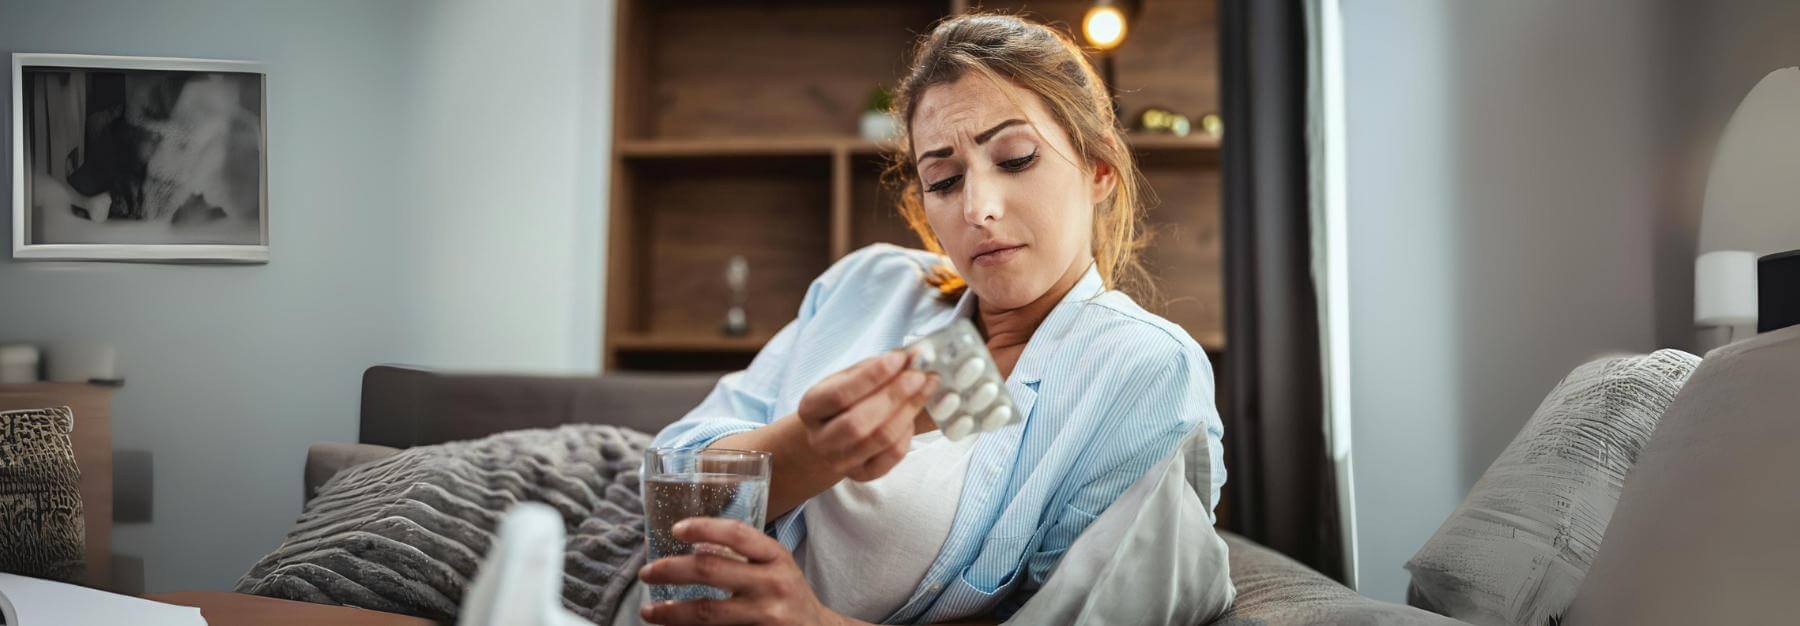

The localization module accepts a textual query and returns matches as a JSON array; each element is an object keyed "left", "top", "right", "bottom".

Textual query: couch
[
  {"left": 303, "top": 365, "right": 1450, "bottom": 625},
  {"left": 300, "top": 324, "right": 1800, "bottom": 624}
]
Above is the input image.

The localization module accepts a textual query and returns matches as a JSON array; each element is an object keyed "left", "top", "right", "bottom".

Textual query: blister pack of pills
[{"left": 904, "top": 318, "right": 1020, "bottom": 441}]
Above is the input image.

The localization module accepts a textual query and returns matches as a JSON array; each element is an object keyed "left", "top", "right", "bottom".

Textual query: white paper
[{"left": 0, "top": 573, "right": 207, "bottom": 626}]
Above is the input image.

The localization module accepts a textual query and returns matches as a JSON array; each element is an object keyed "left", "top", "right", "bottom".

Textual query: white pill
[
  {"left": 979, "top": 405, "right": 1013, "bottom": 431},
  {"left": 928, "top": 393, "right": 962, "bottom": 420},
  {"left": 951, "top": 357, "right": 985, "bottom": 390},
  {"left": 965, "top": 382, "right": 998, "bottom": 413},
  {"left": 911, "top": 343, "right": 937, "bottom": 369},
  {"left": 956, "top": 331, "right": 980, "bottom": 352},
  {"left": 944, "top": 416, "right": 976, "bottom": 441}
]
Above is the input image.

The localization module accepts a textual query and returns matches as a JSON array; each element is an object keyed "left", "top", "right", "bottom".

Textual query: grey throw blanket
[{"left": 236, "top": 425, "right": 652, "bottom": 624}]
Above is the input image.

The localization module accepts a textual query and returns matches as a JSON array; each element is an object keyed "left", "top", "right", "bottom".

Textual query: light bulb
[{"left": 1083, "top": 5, "right": 1128, "bottom": 51}]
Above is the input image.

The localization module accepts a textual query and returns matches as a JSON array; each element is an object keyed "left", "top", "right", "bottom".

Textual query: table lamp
[
  {"left": 1696, "top": 250, "right": 1758, "bottom": 343},
  {"left": 1697, "top": 67, "right": 1800, "bottom": 343}
]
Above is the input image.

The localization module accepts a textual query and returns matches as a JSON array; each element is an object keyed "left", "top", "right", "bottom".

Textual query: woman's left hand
[{"left": 638, "top": 517, "right": 850, "bottom": 626}]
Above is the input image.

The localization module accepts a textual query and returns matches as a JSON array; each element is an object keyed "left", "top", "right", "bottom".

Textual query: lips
[{"left": 971, "top": 241, "right": 1026, "bottom": 267}]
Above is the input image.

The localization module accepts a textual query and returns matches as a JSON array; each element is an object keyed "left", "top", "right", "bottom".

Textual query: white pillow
[{"left": 1006, "top": 433, "right": 1235, "bottom": 625}]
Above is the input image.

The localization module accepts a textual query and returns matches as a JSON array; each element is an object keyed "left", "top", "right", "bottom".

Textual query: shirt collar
[{"left": 907, "top": 261, "right": 1105, "bottom": 351}]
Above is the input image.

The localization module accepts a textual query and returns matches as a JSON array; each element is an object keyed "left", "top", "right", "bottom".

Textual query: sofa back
[{"left": 359, "top": 365, "right": 722, "bottom": 448}]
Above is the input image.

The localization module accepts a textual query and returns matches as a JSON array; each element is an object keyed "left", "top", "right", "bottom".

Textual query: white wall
[
  {"left": 399, "top": 1, "right": 609, "bottom": 373},
  {"left": 0, "top": 0, "right": 611, "bottom": 592},
  {"left": 1341, "top": 0, "right": 1666, "bottom": 602}
]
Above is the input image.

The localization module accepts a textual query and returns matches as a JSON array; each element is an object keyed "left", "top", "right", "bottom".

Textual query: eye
[
  {"left": 998, "top": 149, "right": 1038, "bottom": 172},
  {"left": 925, "top": 174, "right": 963, "bottom": 194}
]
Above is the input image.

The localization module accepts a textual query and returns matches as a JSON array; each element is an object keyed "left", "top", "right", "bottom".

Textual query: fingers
[
  {"left": 842, "top": 387, "right": 933, "bottom": 481},
  {"left": 796, "top": 351, "right": 909, "bottom": 426},
  {"left": 670, "top": 517, "right": 790, "bottom": 565},
  {"left": 639, "top": 552, "right": 760, "bottom": 593},
  {"left": 637, "top": 519, "right": 811, "bottom": 626},
  {"left": 640, "top": 597, "right": 761, "bottom": 625},
  {"left": 814, "top": 369, "right": 931, "bottom": 458},
  {"left": 848, "top": 442, "right": 907, "bottom": 482}
]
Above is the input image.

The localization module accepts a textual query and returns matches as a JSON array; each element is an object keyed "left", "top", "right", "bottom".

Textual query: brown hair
[{"left": 884, "top": 12, "right": 1154, "bottom": 301}]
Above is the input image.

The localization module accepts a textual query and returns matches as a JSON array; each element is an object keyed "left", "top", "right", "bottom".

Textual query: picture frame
[{"left": 10, "top": 53, "right": 268, "bottom": 263}]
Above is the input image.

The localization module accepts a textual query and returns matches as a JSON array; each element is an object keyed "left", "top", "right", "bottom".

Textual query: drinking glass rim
[{"left": 646, "top": 446, "right": 771, "bottom": 460}]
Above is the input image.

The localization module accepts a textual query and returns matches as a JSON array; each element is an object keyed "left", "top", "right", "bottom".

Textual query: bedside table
[{"left": 144, "top": 592, "right": 443, "bottom": 626}]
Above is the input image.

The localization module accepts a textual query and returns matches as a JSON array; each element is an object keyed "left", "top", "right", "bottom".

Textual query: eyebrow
[{"left": 917, "top": 118, "right": 1028, "bottom": 163}]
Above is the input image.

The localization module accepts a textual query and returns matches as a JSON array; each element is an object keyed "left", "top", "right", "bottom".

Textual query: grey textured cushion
[
  {"left": 1405, "top": 349, "right": 1699, "bottom": 625},
  {"left": 239, "top": 424, "right": 651, "bottom": 623},
  {"left": 1216, "top": 532, "right": 1459, "bottom": 625},
  {"left": 0, "top": 406, "right": 86, "bottom": 583},
  {"left": 1567, "top": 326, "right": 1800, "bottom": 625}
]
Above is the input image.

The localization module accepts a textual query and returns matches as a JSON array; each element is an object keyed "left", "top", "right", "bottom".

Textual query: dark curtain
[{"left": 1219, "top": 0, "right": 1345, "bottom": 582}]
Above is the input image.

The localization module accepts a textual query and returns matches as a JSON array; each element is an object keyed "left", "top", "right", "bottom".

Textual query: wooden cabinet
[{"left": 605, "top": 0, "right": 1222, "bottom": 370}]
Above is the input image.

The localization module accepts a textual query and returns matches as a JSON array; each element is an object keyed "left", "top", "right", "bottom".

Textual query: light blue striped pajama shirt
[{"left": 652, "top": 243, "right": 1225, "bottom": 623}]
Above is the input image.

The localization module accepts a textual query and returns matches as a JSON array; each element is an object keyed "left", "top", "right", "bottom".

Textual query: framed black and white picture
[{"left": 10, "top": 54, "right": 267, "bottom": 262}]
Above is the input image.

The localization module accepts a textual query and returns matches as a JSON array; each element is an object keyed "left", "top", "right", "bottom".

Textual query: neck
[{"left": 974, "top": 255, "right": 1093, "bottom": 351}]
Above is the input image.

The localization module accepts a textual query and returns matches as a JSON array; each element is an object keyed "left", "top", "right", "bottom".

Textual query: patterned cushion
[
  {"left": 0, "top": 406, "right": 86, "bottom": 583},
  {"left": 1404, "top": 349, "right": 1699, "bottom": 626},
  {"left": 238, "top": 424, "right": 650, "bottom": 623}
]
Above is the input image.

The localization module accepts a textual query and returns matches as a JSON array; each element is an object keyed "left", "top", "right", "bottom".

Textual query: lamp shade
[{"left": 1696, "top": 250, "right": 1759, "bottom": 327}]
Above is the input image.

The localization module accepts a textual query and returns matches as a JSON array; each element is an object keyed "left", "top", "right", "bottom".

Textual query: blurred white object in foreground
[{"left": 459, "top": 502, "right": 593, "bottom": 626}]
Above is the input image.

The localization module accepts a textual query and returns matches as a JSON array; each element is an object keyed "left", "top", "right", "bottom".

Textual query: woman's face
[{"left": 910, "top": 74, "right": 1113, "bottom": 310}]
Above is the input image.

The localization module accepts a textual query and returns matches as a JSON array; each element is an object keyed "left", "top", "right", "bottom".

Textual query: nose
[{"left": 961, "top": 172, "right": 1004, "bottom": 227}]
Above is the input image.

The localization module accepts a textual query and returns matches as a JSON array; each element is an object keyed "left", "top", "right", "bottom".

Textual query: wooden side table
[
  {"left": 0, "top": 382, "right": 114, "bottom": 589},
  {"left": 145, "top": 592, "right": 443, "bottom": 626}
]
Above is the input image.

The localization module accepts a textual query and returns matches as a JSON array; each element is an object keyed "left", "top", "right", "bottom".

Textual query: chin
[{"left": 967, "top": 272, "right": 1049, "bottom": 310}]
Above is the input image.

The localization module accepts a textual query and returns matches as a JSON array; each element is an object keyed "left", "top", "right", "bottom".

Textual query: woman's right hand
[{"left": 795, "top": 350, "right": 937, "bottom": 482}]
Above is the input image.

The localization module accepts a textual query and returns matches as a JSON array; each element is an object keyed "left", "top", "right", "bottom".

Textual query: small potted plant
[{"left": 859, "top": 86, "right": 900, "bottom": 142}]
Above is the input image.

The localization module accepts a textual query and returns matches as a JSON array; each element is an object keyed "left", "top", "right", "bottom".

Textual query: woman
[{"left": 631, "top": 13, "right": 1224, "bottom": 626}]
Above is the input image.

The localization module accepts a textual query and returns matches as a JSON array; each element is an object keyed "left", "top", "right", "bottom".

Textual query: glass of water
[{"left": 641, "top": 447, "right": 772, "bottom": 604}]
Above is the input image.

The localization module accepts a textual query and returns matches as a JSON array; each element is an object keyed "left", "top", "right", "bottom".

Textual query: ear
[{"left": 1088, "top": 157, "right": 1118, "bottom": 206}]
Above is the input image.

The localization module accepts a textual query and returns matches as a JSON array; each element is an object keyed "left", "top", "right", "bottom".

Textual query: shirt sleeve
[
  {"left": 995, "top": 347, "right": 1222, "bottom": 619},
  {"left": 648, "top": 318, "right": 800, "bottom": 450}
]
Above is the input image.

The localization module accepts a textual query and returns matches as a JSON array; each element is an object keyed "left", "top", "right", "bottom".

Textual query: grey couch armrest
[{"left": 304, "top": 442, "right": 402, "bottom": 501}]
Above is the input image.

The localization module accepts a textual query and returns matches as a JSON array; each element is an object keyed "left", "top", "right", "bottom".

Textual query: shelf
[
  {"left": 617, "top": 136, "right": 875, "bottom": 158},
  {"left": 617, "top": 134, "right": 1217, "bottom": 160},
  {"left": 612, "top": 333, "right": 776, "bottom": 353},
  {"left": 1127, "top": 133, "right": 1222, "bottom": 151},
  {"left": 847, "top": 138, "right": 901, "bottom": 156},
  {"left": 605, "top": 0, "right": 1223, "bottom": 371}
]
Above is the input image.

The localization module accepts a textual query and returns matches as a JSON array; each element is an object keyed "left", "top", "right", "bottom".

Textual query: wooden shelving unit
[{"left": 605, "top": 0, "right": 1222, "bottom": 371}]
